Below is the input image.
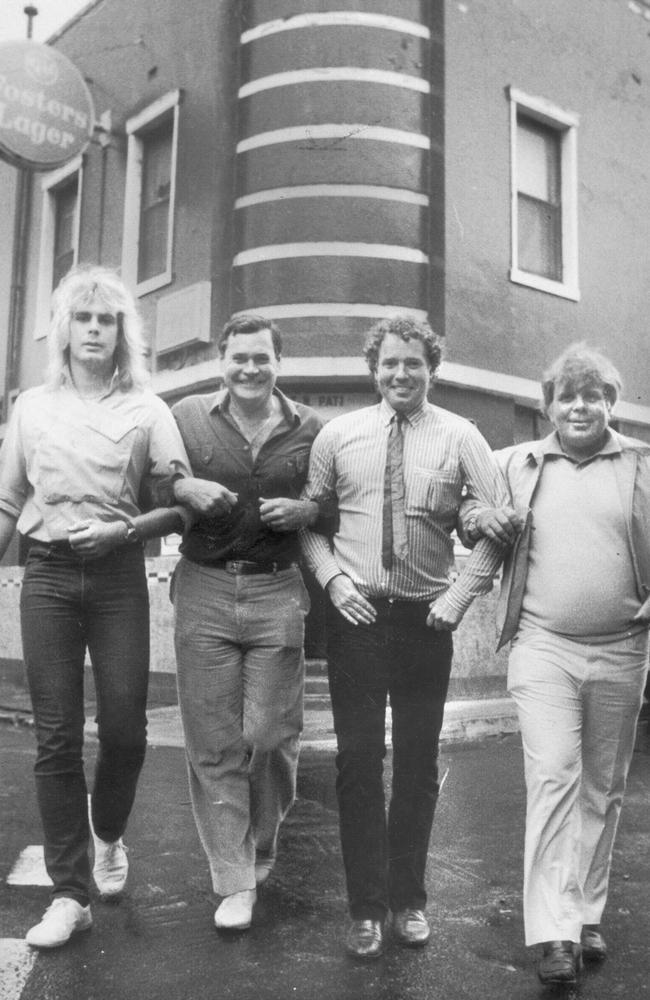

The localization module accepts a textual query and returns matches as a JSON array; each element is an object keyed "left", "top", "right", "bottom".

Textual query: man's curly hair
[{"left": 363, "top": 315, "right": 443, "bottom": 375}]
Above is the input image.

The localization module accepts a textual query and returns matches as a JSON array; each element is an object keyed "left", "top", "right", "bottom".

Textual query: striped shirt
[{"left": 300, "top": 398, "right": 507, "bottom": 615}]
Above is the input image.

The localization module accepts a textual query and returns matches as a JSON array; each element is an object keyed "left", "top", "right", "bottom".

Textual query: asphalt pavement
[{"left": 1, "top": 682, "right": 649, "bottom": 1000}]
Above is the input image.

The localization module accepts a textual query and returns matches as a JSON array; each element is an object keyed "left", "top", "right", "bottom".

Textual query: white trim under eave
[{"left": 150, "top": 359, "right": 650, "bottom": 427}]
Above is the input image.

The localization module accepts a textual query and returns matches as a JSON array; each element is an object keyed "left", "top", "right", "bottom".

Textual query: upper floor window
[
  {"left": 508, "top": 87, "right": 579, "bottom": 301},
  {"left": 34, "top": 157, "right": 83, "bottom": 340},
  {"left": 138, "top": 122, "right": 172, "bottom": 283},
  {"left": 52, "top": 178, "right": 78, "bottom": 290},
  {"left": 122, "top": 90, "right": 180, "bottom": 296}
]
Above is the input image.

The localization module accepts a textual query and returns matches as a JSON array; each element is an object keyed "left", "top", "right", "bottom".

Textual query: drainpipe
[{"left": 3, "top": 6, "right": 37, "bottom": 422}]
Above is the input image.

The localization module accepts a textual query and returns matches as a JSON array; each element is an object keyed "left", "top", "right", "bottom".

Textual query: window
[
  {"left": 508, "top": 87, "right": 579, "bottom": 301},
  {"left": 138, "top": 122, "right": 173, "bottom": 283},
  {"left": 34, "top": 157, "right": 83, "bottom": 340},
  {"left": 52, "top": 179, "right": 78, "bottom": 289},
  {"left": 122, "top": 90, "right": 180, "bottom": 295}
]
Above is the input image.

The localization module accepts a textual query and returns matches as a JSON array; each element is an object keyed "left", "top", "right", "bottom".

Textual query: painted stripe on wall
[
  {"left": 239, "top": 67, "right": 430, "bottom": 99},
  {"left": 231, "top": 303, "right": 429, "bottom": 320},
  {"left": 7, "top": 845, "right": 52, "bottom": 886},
  {"left": 0, "top": 940, "right": 37, "bottom": 1000},
  {"left": 232, "top": 243, "right": 429, "bottom": 267},
  {"left": 236, "top": 124, "right": 430, "bottom": 154},
  {"left": 241, "top": 13, "right": 431, "bottom": 45},
  {"left": 235, "top": 185, "right": 429, "bottom": 209}
]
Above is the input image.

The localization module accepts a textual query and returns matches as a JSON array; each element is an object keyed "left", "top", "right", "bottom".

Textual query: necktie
[{"left": 382, "top": 414, "right": 409, "bottom": 569}]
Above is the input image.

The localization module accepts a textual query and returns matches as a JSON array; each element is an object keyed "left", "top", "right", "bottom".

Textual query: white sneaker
[
  {"left": 26, "top": 898, "right": 92, "bottom": 948},
  {"left": 93, "top": 838, "right": 129, "bottom": 897},
  {"left": 214, "top": 889, "right": 256, "bottom": 930}
]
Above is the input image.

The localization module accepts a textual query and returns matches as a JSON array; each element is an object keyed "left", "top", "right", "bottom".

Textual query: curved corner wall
[{"left": 232, "top": 1, "right": 443, "bottom": 356}]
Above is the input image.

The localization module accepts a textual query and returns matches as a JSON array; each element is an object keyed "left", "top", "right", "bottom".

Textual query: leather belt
[
  {"left": 28, "top": 539, "right": 74, "bottom": 553},
  {"left": 368, "top": 597, "right": 433, "bottom": 612},
  {"left": 207, "top": 558, "right": 295, "bottom": 575}
]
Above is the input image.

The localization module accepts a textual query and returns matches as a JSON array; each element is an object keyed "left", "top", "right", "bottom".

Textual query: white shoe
[
  {"left": 93, "top": 838, "right": 129, "bottom": 897},
  {"left": 214, "top": 889, "right": 256, "bottom": 930},
  {"left": 26, "top": 898, "right": 92, "bottom": 948}
]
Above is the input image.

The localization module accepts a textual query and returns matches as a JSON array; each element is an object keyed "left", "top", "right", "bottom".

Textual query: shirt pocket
[
  {"left": 39, "top": 413, "right": 141, "bottom": 505},
  {"left": 406, "top": 467, "right": 460, "bottom": 519},
  {"left": 187, "top": 441, "right": 215, "bottom": 470},
  {"left": 280, "top": 447, "right": 311, "bottom": 484}
]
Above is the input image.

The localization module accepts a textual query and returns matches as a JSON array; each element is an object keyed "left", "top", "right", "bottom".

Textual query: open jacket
[{"left": 463, "top": 430, "right": 650, "bottom": 650}]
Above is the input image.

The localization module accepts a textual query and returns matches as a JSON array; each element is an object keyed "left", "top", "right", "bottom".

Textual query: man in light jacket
[{"left": 463, "top": 342, "right": 650, "bottom": 987}]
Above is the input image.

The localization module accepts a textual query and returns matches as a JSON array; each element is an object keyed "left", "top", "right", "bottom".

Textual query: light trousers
[
  {"left": 508, "top": 625, "right": 648, "bottom": 945},
  {"left": 172, "top": 558, "right": 308, "bottom": 896}
]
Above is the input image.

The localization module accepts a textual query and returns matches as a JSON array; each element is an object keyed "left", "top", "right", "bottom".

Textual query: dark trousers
[
  {"left": 20, "top": 543, "right": 150, "bottom": 906},
  {"left": 326, "top": 599, "right": 453, "bottom": 921}
]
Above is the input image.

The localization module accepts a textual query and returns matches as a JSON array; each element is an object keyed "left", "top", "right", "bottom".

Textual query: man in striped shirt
[{"left": 300, "top": 315, "right": 515, "bottom": 960}]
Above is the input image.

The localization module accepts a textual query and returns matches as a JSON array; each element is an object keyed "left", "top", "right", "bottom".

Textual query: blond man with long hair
[{"left": 0, "top": 266, "right": 190, "bottom": 949}]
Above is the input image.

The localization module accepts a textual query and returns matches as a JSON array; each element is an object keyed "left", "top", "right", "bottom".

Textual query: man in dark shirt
[{"left": 172, "top": 315, "right": 323, "bottom": 932}]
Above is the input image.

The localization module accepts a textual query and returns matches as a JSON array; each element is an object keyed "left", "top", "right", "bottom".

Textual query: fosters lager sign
[{"left": 0, "top": 40, "right": 95, "bottom": 171}]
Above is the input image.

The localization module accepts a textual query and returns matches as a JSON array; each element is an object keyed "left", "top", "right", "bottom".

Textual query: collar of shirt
[
  {"left": 527, "top": 429, "right": 622, "bottom": 465},
  {"left": 209, "top": 386, "right": 299, "bottom": 428},
  {"left": 378, "top": 398, "right": 428, "bottom": 428},
  {"left": 61, "top": 365, "right": 121, "bottom": 400}
]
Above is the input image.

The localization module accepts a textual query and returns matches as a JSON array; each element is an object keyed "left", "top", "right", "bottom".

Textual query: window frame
[
  {"left": 122, "top": 89, "right": 180, "bottom": 297},
  {"left": 34, "top": 155, "right": 83, "bottom": 341},
  {"left": 508, "top": 86, "right": 580, "bottom": 301}
]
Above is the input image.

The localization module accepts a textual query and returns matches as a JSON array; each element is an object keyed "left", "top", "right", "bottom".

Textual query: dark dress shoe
[
  {"left": 537, "top": 940, "right": 582, "bottom": 985},
  {"left": 581, "top": 924, "right": 607, "bottom": 962},
  {"left": 345, "top": 919, "right": 384, "bottom": 960},
  {"left": 392, "top": 908, "right": 431, "bottom": 948}
]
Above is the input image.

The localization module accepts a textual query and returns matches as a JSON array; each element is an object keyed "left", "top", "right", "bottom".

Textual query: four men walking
[{"left": 1, "top": 275, "right": 647, "bottom": 989}]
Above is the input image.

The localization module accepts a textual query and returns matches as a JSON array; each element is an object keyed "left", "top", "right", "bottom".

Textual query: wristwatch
[
  {"left": 123, "top": 522, "right": 140, "bottom": 545},
  {"left": 466, "top": 512, "right": 481, "bottom": 542}
]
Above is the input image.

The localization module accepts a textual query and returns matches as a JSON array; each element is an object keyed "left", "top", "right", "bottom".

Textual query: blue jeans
[
  {"left": 327, "top": 599, "right": 453, "bottom": 921},
  {"left": 172, "top": 558, "right": 309, "bottom": 896},
  {"left": 20, "top": 543, "right": 150, "bottom": 906}
]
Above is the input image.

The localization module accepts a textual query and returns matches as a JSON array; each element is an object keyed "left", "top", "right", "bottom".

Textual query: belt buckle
[{"left": 226, "top": 559, "right": 262, "bottom": 574}]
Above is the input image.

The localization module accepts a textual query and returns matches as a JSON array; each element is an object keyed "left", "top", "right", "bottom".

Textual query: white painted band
[
  {"left": 241, "top": 13, "right": 430, "bottom": 45},
  {"left": 235, "top": 184, "right": 428, "bottom": 209},
  {"left": 236, "top": 124, "right": 430, "bottom": 154},
  {"left": 239, "top": 67, "right": 429, "bottom": 98},
  {"left": 232, "top": 242, "right": 429, "bottom": 266},
  {"left": 230, "top": 303, "right": 428, "bottom": 320}
]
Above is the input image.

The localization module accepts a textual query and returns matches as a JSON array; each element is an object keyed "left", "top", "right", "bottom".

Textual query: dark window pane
[
  {"left": 53, "top": 180, "right": 77, "bottom": 289},
  {"left": 518, "top": 193, "right": 562, "bottom": 280},
  {"left": 138, "top": 122, "right": 172, "bottom": 283}
]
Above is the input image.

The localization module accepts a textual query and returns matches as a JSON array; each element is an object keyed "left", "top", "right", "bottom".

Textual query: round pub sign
[{"left": 0, "top": 40, "right": 95, "bottom": 171}]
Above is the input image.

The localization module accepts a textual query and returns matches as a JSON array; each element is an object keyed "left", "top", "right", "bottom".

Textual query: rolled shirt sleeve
[
  {"left": 435, "top": 425, "right": 509, "bottom": 616},
  {"left": 300, "top": 426, "right": 342, "bottom": 588}
]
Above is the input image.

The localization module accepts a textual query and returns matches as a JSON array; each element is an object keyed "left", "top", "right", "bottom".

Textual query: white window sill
[
  {"left": 510, "top": 267, "right": 580, "bottom": 302},
  {"left": 136, "top": 269, "right": 173, "bottom": 298}
]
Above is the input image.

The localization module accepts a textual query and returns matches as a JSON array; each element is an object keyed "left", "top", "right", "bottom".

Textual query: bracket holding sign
[{"left": 0, "top": 39, "right": 95, "bottom": 172}]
